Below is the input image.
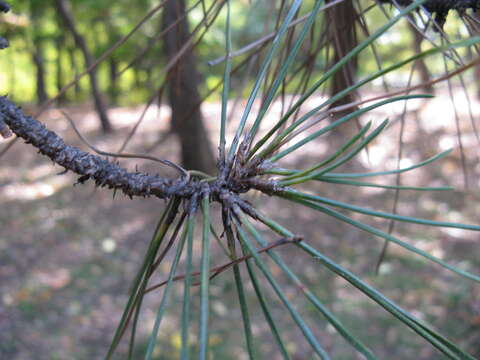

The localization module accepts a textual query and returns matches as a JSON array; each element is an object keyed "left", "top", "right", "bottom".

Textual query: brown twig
[
  {"left": 145, "top": 235, "right": 302, "bottom": 293},
  {"left": 61, "top": 110, "right": 188, "bottom": 177},
  {"left": 330, "top": 55, "right": 480, "bottom": 114}
]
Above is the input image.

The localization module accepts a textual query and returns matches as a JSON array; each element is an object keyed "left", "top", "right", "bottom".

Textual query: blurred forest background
[{"left": 1, "top": 0, "right": 480, "bottom": 359}]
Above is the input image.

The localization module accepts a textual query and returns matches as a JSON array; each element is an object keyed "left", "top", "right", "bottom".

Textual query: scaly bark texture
[
  {"left": 0, "top": 96, "right": 182, "bottom": 199},
  {"left": 0, "top": 96, "right": 278, "bottom": 217}
]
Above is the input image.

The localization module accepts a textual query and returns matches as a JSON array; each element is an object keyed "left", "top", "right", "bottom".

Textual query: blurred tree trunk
[
  {"left": 408, "top": 20, "right": 433, "bottom": 92},
  {"left": 103, "top": 18, "right": 120, "bottom": 105},
  {"left": 108, "top": 57, "right": 119, "bottom": 105},
  {"left": 145, "top": 64, "right": 155, "bottom": 93},
  {"left": 323, "top": 1, "right": 365, "bottom": 172},
  {"left": 476, "top": 60, "right": 480, "bottom": 100},
  {"left": 55, "top": 33, "right": 67, "bottom": 104},
  {"left": 7, "top": 48, "right": 15, "bottom": 97},
  {"left": 67, "top": 46, "right": 82, "bottom": 98},
  {"left": 54, "top": 0, "right": 112, "bottom": 133},
  {"left": 472, "top": 11, "right": 480, "bottom": 100},
  {"left": 29, "top": 1, "right": 48, "bottom": 104},
  {"left": 161, "top": 0, "right": 216, "bottom": 173},
  {"left": 324, "top": 0, "right": 363, "bottom": 156},
  {"left": 31, "top": 45, "right": 48, "bottom": 104},
  {"left": 326, "top": 0, "right": 358, "bottom": 110}
]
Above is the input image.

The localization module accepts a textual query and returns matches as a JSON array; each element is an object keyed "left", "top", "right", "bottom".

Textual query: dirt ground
[{"left": 1, "top": 92, "right": 479, "bottom": 359}]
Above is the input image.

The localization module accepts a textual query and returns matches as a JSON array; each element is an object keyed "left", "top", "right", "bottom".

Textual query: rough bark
[
  {"left": 0, "top": 95, "right": 278, "bottom": 217},
  {"left": 162, "top": 0, "right": 216, "bottom": 174},
  {"left": 54, "top": 0, "right": 113, "bottom": 133},
  {"left": 0, "top": 96, "right": 184, "bottom": 199}
]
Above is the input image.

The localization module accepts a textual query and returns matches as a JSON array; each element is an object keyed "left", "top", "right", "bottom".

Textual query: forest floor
[{"left": 1, "top": 91, "right": 479, "bottom": 360}]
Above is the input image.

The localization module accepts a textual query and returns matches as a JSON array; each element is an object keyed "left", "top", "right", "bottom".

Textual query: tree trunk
[
  {"left": 31, "top": 47, "right": 48, "bottom": 104},
  {"left": 55, "top": 34, "right": 67, "bottom": 104},
  {"left": 104, "top": 20, "right": 120, "bottom": 105},
  {"left": 67, "top": 46, "right": 82, "bottom": 98},
  {"left": 471, "top": 11, "right": 480, "bottom": 100},
  {"left": 7, "top": 48, "right": 15, "bottom": 97},
  {"left": 324, "top": 1, "right": 364, "bottom": 171},
  {"left": 108, "top": 57, "right": 119, "bottom": 105},
  {"left": 408, "top": 20, "right": 433, "bottom": 93},
  {"left": 161, "top": 0, "right": 216, "bottom": 173},
  {"left": 54, "top": 0, "right": 112, "bottom": 133},
  {"left": 324, "top": 0, "right": 362, "bottom": 155},
  {"left": 29, "top": 1, "right": 48, "bottom": 104},
  {"left": 326, "top": 0, "right": 358, "bottom": 109}
]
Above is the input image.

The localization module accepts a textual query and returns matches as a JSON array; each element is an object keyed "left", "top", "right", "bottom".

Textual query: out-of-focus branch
[
  {"left": 0, "top": 1, "right": 10, "bottom": 48},
  {"left": 379, "top": 0, "right": 480, "bottom": 30}
]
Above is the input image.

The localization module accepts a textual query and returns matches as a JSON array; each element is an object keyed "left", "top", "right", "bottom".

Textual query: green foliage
[{"left": 2, "top": 0, "right": 473, "bottom": 104}]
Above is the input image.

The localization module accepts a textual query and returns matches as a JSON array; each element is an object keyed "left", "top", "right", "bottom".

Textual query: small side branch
[{"left": 145, "top": 235, "right": 303, "bottom": 293}]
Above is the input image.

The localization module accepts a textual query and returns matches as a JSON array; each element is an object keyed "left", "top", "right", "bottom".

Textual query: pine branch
[
  {"left": 0, "top": 96, "right": 190, "bottom": 199},
  {"left": 380, "top": 0, "right": 480, "bottom": 11},
  {"left": 379, "top": 0, "right": 480, "bottom": 29},
  {"left": 0, "top": 96, "right": 281, "bottom": 211}
]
